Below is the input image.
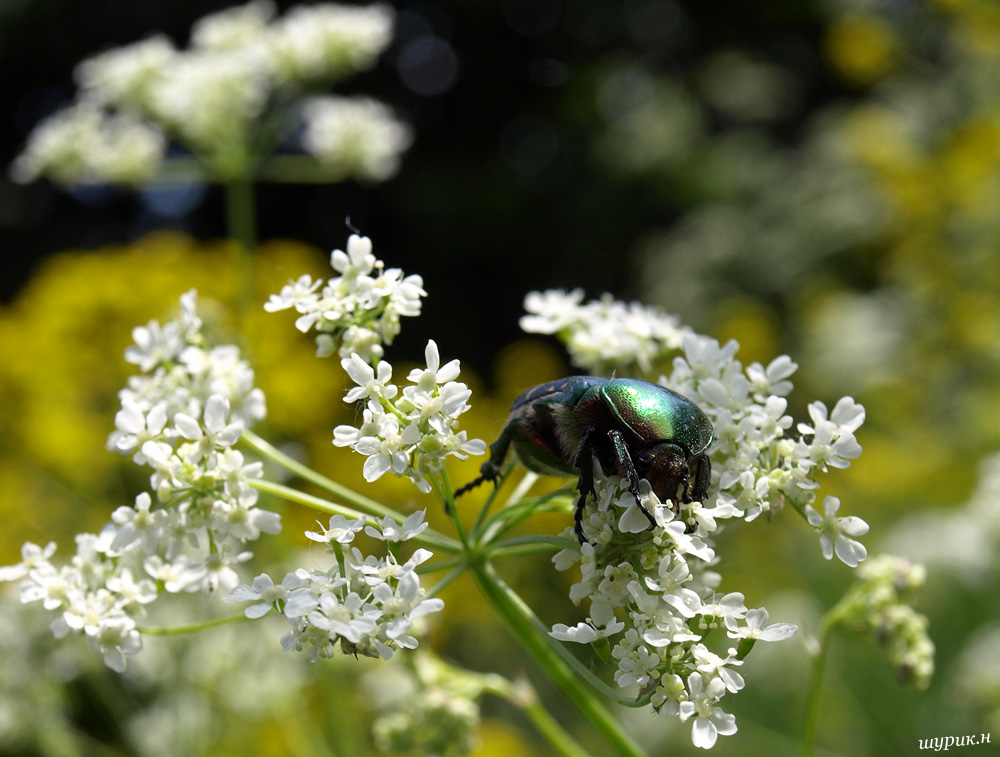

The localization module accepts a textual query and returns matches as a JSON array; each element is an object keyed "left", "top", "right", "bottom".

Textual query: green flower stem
[
  {"left": 482, "top": 674, "right": 592, "bottom": 757},
  {"left": 433, "top": 468, "right": 472, "bottom": 552},
  {"left": 485, "top": 535, "right": 572, "bottom": 560},
  {"left": 799, "top": 631, "right": 828, "bottom": 757},
  {"left": 478, "top": 494, "right": 573, "bottom": 546},
  {"left": 417, "top": 555, "right": 463, "bottom": 574},
  {"left": 800, "top": 585, "right": 867, "bottom": 757},
  {"left": 786, "top": 497, "right": 809, "bottom": 522},
  {"left": 240, "top": 429, "right": 460, "bottom": 551},
  {"left": 425, "top": 563, "right": 468, "bottom": 599},
  {"left": 470, "top": 462, "right": 515, "bottom": 535},
  {"left": 241, "top": 429, "right": 386, "bottom": 513},
  {"left": 470, "top": 560, "right": 649, "bottom": 757},
  {"left": 140, "top": 613, "right": 252, "bottom": 636},
  {"left": 224, "top": 175, "right": 258, "bottom": 323},
  {"left": 250, "top": 478, "right": 460, "bottom": 552}
]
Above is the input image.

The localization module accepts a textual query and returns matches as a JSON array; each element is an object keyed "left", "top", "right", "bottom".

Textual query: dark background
[{"left": 0, "top": 0, "right": 842, "bottom": 377}]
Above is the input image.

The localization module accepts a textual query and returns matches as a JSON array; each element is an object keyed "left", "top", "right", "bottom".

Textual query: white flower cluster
[
  {"left": 523, "top": 290, "right": 869, "bottom": 557},
  {"left": 365, "top": 653, "right": 483, "bottom": 756},
  {"left": 224, "top": 511, "right": 443, "bottom": 660},
  {"left": 551, "top": 471, "right": 797, "bottom": 749},
  {"left": 854, "top": 555, "right": 934, "bottom": 689},
  {"left": 115, "top": 290, "right": 267, "bottom": 426},
  {"left": 0, "top": 291, "right": 277, "bottom": 671},
  {"left": 520, "top": 288, "right": 689, "bottom": 375},
  {"left": 150, "top": 48, "right": 273, "bottom": 157},
  {"left": 265, "top": 233, "right": 426, "bottom": 362},
  {"left": 333, "top": 340, "right": 487, "bottom": 494},
  {"left": 527, "top": 291, "right": 869, "bottom": 749},
  {"left": 267, "top": 2, "right": 395, "bottom": 83},
  {"left": 13, "top": 1, "right": 405, "bottom": 183},
  {"left": 301, "top": 96, "right": 414, "bottom": 181},
  {"left": 0, "top": 533, "right": 154, "bottom": 673},
  {"left": 665, "top": 331, "right": 866, "bottom": 538},
  {"left": 9, "top": 100, "right": 166, "bottom": 185}
]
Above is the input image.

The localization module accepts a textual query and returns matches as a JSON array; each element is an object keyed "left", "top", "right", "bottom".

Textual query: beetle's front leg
[
  {"left": 686, "top": 453, "right": 712, "bottom": 503},
  {"left": 607, "top": 429, "right": 657, "bottom": 530}
]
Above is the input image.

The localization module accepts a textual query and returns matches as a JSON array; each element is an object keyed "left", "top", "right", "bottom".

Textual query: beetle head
[{"left": 636, "top": 442, "right": 689, "bottom": 505}]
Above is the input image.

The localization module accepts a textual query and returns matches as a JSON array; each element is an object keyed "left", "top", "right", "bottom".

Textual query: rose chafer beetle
[{"left": 456, "top": 376, "right": 713, "bottom": 543}]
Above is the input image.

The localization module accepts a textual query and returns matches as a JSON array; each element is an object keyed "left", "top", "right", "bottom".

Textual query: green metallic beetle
[{"left": 456, "top": 376, "right": 714, "bottom": 543}]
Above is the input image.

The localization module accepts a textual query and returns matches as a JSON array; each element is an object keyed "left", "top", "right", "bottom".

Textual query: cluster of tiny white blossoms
[
  {"left": 521, "top": 288, "right": 689, "bottom": 375},
  {"left": 364, "top": 652, "right": 484, "bottom": 756},
  {"left": 301, "top": 96, "right": 414, "bottom": 181},
  {"left": 265, "top": 233, "right": 427, "bottom": 362},
  {"left": 8, "top": 101, "right": 166, "bottom": 185},
  {"left": 255, "top": 233, "right": 487, "bottom": 666},
  {"left": 524, "top": 289, "right": 868, "bottom": 549},
  {"left": 529, "top": 290, "right": 869, "bottom": 749},
  {"left": 852, "top": 555, "right": 934, "bottom": 689},
  {"left": 333, "top": 339, "right": 487, "bottom": 494},
  {"left": 664, "top": 331, "right": 866, "bottom": 539},
  {"left": 12, "top": 1, "right": 406, "bottom": 184},
  {"left": 551, "top": 470, "right": 796, "bottom": 749},
  {"left": 0, "top": 291, "right": 276, "bottom": 672},
  {"left": 224, "top": 511, "right": 443, "bottom": 660}
]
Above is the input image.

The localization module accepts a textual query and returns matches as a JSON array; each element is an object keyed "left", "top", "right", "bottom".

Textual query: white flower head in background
[
  {"left": 12, "top": 2, "right": 406, "bottom": 186},
  {"left": 302, "top": 96, "right": 413, "bottom": 181}
]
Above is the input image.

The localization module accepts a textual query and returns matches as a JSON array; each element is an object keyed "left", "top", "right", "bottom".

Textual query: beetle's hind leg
[
  {"left": 453, "top": 465, "right": 496, "bottom": 498},
  {"left": 453, "top": 426, "right": 514, "bottom": 503},
  {"left": 571, "top": 427, "right": 600, "bottom": 544},
  {"left": 454, "top": 423, "right": 511, "bottom": 515}
]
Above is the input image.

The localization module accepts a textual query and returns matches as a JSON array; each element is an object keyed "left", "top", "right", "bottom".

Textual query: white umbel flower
[
  {"left": 806, "top": 496, "right": 869, "bottom": 567},
  {"left": 302, "top": 96, "right": 412, "bottom": 180}
]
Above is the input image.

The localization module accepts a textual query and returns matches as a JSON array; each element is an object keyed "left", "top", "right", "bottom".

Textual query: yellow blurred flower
[
  {"left": 0, "top": 233, "right": 341, "bottom": 560},
  {"left": 825, "top": 14, "right": 899, "bottom": 85}
]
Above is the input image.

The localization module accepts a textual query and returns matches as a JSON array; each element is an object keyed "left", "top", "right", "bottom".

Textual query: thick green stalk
[
  {"left": 800, "top": 625, "right": 830, "bottom": 757},
  {"left": 224, "top": 176, "right": 258, "bottom": 324},
  {"left": 483, "top": 675, "right": 591, "bottom": 757},
  {"left": 800, "top": 586, "right": 865, "bottom": 756},
  {"left": 470, "top": 560, "right": 648, "bottom": 757}
]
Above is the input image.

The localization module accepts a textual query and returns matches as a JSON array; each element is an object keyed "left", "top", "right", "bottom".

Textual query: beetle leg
[
  {"left": 687, "top": 453, "right": 711, "bottom": 503},
  {"left": 573, "top": 427, "right": 599, "bottom": 497},
  {"left": 572, "top": 427, "right": 601, "bottom": 543},
  {"left": 574, "top": 491, "right": 588, "bottom": 544},
  {"left": 608, "top": 429, "right": 657, "bottom": 530},
  {"left": 454, "top": 424, "right": 514, "bottom": 500}
]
